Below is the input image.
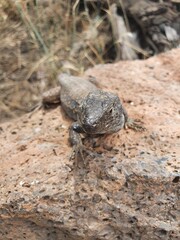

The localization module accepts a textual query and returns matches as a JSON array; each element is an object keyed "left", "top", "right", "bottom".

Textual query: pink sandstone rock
[{"left": 0, "top": 49, "right": 179, "bottom": 239}]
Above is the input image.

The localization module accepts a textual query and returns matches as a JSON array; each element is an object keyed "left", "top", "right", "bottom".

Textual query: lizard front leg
[
  {"left": 125, "top": 118, "right": 146, "bottom": 132},
  {"left": 69, "top": 122, "right": 84, "bottom": 147},
  {"left": 29, "top": 86, "right": 61, "bottom": 114},
  {"left": 122, "top": 106, "right": 146, "bottom": 132},
  {"left": 42, "top": 86, "right": 61, "bottom": 106},
  {"left": 69, "top": 122, "right": 86, "bottom": 166},
  {"left": 30, "top": 87, "right": 61, "bottom": 111}
]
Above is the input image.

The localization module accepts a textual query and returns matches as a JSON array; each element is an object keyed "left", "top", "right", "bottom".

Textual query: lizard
[{"left": 42, "top": 73, "right": 144, "bottom": 161}]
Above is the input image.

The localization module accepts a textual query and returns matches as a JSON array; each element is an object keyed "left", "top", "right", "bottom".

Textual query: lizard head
[{"left": 78, "top": 90, "right": 126, "bottom": 134}]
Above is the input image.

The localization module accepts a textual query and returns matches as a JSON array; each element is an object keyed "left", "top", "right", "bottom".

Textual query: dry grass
[
  {"left": 0, "top": 0, "right": 179, "bottom": 122},
  {"left": 0, "top": 0, "right": 115, "bottom": 122}
]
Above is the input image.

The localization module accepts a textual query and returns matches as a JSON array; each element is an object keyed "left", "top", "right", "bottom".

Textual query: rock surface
[{"left": 0, "top": 49, "right": 179, "bottom": 240}]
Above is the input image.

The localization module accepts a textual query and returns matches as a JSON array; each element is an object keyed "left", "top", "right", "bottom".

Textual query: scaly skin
[{"left": 42, "top": 74, "right": 144, "bottom": 163}]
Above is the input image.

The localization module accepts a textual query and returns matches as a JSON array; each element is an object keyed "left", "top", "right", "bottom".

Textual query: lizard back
[{"left": 58, "top": 74, "right": 98, "bottom": 120}]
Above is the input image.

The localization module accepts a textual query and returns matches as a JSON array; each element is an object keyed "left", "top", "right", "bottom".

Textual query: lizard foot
[
  {"left": 70, "top": 144, "right": 100, "bottom": 168},
  {"left": 125, "top": 118, "right": 146, "bottom": 132},
  {"left": 70, "top": 144, "right": 88, "bottom": 167},
  {"left": 27, "top": 102, "right": 43, "bottom": 118}
]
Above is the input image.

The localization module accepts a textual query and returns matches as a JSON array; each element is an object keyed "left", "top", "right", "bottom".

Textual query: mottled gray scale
[
  {"left": 78, "top": 90, "right": 125, "bottom": 134},
  {"left": 59, "top": 74, "right": 98, "bottom": 120},
  {"left": 42, "top": 73, "right": 140, "bottom": 159},
  {"left": 59, "top": 74, "right": 97, "bottom": 104},
  {"left": 60, "top": 90, "right": 79, "bottom": 120}
]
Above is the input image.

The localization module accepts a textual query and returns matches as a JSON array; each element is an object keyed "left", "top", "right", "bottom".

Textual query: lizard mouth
[{"left": 82, "top": 121, "right": 98, "bottom": 134}]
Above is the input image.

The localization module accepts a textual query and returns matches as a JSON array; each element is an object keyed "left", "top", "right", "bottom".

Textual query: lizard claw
[
  {"left": 70, "top": 144, "right": 99, "bottom": 167},
  {"left": 70, "top": 144, "right": 87, "bottom": 167},
  {"left": 125, "top": 118, "right": 146, "bottom": 132}
]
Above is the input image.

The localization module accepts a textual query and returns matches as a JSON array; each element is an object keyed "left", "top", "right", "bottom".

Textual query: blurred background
[{"left": 0, "top": 0, "right": 179, "bottom": 122}]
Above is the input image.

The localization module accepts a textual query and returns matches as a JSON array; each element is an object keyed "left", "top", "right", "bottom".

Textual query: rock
[
  {"left": 0, "top": 49, "right": 179, "bottom": 240},
  {"left": 123, "top": 0, "right": 180, "bottom": 53}
]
